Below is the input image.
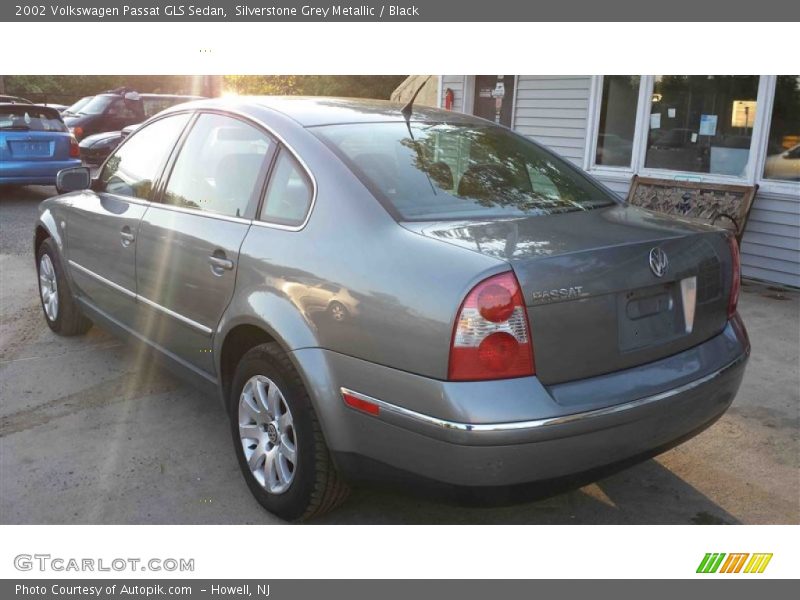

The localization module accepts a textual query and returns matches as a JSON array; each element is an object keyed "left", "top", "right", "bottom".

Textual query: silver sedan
[{"left": 34, "top": 97, "right": 749, "bottom": 520}]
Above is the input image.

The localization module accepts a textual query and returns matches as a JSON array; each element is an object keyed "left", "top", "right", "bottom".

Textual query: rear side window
[
  {"left": 0, "top": 106, "right": 66, "bottom": 132},
  {"left": 163, "top": 113, "right": 272, "bottom": 218},
  {"left": 143, "top": 97, "right": 191, "bottom": 118},
  {"left": 106, "top": 99, "right": 140, "bottom": 119},
  {"left": 314, "top": 121, "right": 616, "bottom": 221},
  {"left": 260, "top": 150, "right": 313, "bottom": 227},
  {"left": 100, "top": 113, "right": 190, "bottom": 200}
]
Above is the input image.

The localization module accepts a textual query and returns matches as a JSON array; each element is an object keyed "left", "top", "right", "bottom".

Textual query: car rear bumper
[
  {"left": 294, "top": 315, "right": 749, "bottom": 487},
  {"left": 0, "top": 159, "right": 82, "bottom": 185}
]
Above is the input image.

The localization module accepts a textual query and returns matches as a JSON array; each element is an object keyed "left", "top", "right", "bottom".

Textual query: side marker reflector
[{"left": 342, "top": 392, "right": 380, "bottom": 416}]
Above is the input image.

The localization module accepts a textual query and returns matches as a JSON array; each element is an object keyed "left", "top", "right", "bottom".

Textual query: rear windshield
[
  {"left": 313, "top": 121, "right": 616, "bottom": 221},
  {"left": 0, "top": 106, "right": 67, "bottom": 132}
]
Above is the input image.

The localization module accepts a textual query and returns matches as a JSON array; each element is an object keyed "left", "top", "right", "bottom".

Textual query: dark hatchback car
[
  {"left": 65, "top": 90, "right": 203, "bottom": 142},
  {"left": 36, "top": 97, "right": 749, "bottom": 520}
]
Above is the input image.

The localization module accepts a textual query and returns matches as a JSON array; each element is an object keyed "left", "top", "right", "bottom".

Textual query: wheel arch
[
  {"left": 217, "top": 323, "right": 278, "bottom": 410},
  {"left": 34, "top": 208, "right": 65, "bottom": 257}
]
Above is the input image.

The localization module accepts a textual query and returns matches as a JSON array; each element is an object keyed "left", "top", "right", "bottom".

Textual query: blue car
[{"left": 0, "top": 104, "right": 81, "bottom": 186}]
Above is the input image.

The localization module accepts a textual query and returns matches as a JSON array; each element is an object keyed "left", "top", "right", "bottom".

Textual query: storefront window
[
  {"left": 763, "top": 75, "right": 800, "bottom": 182},
  {"left": 644, "top": 76, "right": 759, "bottom": 177},
  {"left": 595, "top": 76, "right": 640, "bottom": 167}
]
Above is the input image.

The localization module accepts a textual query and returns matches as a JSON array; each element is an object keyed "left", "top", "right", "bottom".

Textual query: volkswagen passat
[{"left": 34, "top": 97, "right": 750, "bottom": 520}]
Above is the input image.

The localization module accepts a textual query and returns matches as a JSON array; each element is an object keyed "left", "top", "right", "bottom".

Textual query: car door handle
[
  {"left": 120, "top": 227, "right": 135, "bottom": 246},
  {"left": 208, "top": 255, "right": 234, "bottom": 271}
]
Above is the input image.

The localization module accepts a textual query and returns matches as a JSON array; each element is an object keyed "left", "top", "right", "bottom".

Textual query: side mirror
[{"left": 56, "top": 166, "right": 92, "bottom": 194}]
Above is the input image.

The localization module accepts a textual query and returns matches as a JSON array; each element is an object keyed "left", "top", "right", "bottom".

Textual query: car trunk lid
[
  {"left": 405, "top": 205, "right": 733, "bottom": 385},
  {"left": 1, "top": 130, "right": 71, "bottom": 162}
]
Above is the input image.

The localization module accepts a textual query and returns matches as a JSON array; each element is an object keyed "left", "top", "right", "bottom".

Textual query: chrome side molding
[
  {"left": 339, "top": 351, "right": 748, "bottom": 439},
  {"left": 68, "top": 259, "right": 212, "bottom": 335}
]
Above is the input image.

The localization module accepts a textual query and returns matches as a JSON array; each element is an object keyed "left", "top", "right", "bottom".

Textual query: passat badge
[{"left": 649, "top": 247, "right": 669, "bottom": 277}]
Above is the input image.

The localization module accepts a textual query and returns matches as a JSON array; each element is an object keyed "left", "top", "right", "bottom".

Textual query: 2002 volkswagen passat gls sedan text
[{"left": 34, "top": 97, "right": 750, "bottom": 520}]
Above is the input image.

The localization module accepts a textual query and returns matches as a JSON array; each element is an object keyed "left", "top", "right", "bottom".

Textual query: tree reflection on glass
[{"left": 319, "top": 122, "right": 615, "bottom": 221}]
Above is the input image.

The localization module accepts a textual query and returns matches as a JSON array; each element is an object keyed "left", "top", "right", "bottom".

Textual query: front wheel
[
  {"left": 229, "top": 342, "right": 349, "bottom": 521},
  {"left": 37, "top": 238, "right": 92, "bottom": 336}
]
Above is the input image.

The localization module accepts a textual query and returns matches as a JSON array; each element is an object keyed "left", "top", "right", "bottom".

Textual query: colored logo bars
[{"left": 696, "top": 553, "right": 773, "bottom": 574}]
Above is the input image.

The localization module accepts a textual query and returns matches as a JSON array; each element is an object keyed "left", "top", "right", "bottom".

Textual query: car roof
[
  {"left": 139, "top": 93, "right": 206, "bottom": 100},
  {"left": 172, "top": 96, "right": 486, "bottom": 128},
  {"left": 0, "top": 95, "right": 32, "bottom": 104}
]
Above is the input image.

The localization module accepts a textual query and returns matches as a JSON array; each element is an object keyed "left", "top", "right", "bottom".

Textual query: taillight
[
  {"left": 71, "top": 126, "right": 83, "bottom": 140},
  {"left": 69, "top": 136, "right": 80, "bottom": 158},
  {"left": 727, "top": 234, "right": 741, "bottom": 319},
  {"left": 448, "top": 271, "right": 535, "bottom": 381}
]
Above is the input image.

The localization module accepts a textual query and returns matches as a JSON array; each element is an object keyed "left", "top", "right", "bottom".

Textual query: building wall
[
  {"left": 439, "top": 75, "right": 800, "bottom": 288},
  {"left": 440, "top": 75, "right": 466, "bottom": 111},
  {"left": 511, "top": 76, "right": 592, "bottom": 166}
]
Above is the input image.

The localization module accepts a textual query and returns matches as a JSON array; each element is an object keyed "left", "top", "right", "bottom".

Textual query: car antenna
[
  {"left": 401, "top": 76, "right": 431, "bottom": 136},
  {"left": 400, "top": 76, "right": 437, "bottom": 195}
]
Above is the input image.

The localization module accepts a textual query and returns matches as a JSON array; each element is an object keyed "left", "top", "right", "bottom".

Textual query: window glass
[
  {"left": 78, "top": 95, "right": 116, "bottom": 115},
  {"left": 63, "top": 96, "right": 92, "bottom": 116},
  {"left": 0, "top": 106, "right": 67, "bottom": 132},
  {"left": 763, "top": 75, "right": 800, "bottom": 182},
  {"left": 143, "top": 97, "right": 195, "bottom": 118},
  {"left": 595, "top": 76, "right": 640, "bottom": 167},
  {"left": 314, "top": 121, "right": 615, "bottom": 221},
  {"left": 261, "top": 151, "right": 313, "bottom": 226},
  {"left": 163, "top": 113, "right": 272, "bottom": 218},
  {"left": 106, "top": 99, "right": 139, "bottom": 119},
  {"left": 100, "top": 113, "right": 190, "bottom": 200},
  {"left": 645, "top": 76, "right": 759, "bottom": 176}
]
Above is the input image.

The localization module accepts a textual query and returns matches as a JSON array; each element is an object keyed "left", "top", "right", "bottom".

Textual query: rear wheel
[
  {"left": 229, "top": 342, "right": 349, "bottom": 521},
  {"left": 36, "top": 238, "right": 92, "bottom": 336}
]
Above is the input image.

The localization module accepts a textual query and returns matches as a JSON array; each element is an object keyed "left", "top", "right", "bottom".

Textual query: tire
[
  {"left": 36, "top": 238, "right": 92, "bottom": 336},
  {"left": 229, "top": 342, "right": 349, "bottom": 521}
]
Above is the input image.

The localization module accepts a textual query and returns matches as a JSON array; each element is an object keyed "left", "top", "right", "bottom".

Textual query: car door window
[
  {"left": 100, "top": 113, "right": 190, "bottom": 200},
  {"left": 163, "top": 113, "right": 272, "bottom": 218},
  {"left": 106, "top": 99, "right": 139, "bottom": 119},
  {"left": 260, "top": 150, "right": 313, "bottom": 227}
]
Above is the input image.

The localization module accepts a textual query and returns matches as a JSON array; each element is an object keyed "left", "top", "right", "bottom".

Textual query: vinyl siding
[
  {"left": 512, "top": 76, "right": 592, "bottom": 166},
  {"left": 440, "top": 75, "right": 466, "bottom": 111},
  {"left": 739, "top": 190, "right": 800, "bottom": 288}
]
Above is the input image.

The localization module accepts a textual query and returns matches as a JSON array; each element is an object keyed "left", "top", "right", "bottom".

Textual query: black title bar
[{"left": 4, "top": 0, "right": 800, "bottom": 22}]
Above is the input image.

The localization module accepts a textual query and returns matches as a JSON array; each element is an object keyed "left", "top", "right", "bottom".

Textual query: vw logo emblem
[
  {"left": 649, "top": 247, "right": 669, "bottom": 277},
  {"left": 267, "top": 423, "right": 278, "bottom": 445}
]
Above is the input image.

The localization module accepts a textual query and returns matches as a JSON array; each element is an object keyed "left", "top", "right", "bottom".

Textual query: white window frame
[
  {"left": 752, "top": 75, "right": 800, "bottom": 197},
  {"left": 584, "top": 75, "right": 649, "bottom": 183},
  {"left": 585, "top": 75, "right": 800, "bottom": 198}
]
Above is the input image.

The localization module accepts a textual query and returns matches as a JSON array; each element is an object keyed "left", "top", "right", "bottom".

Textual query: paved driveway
[{"left": 1, "top": 185, "right": 798, "bottom": 524}]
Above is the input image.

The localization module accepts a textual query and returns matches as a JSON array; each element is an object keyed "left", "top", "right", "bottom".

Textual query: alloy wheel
[
  {"left": 39, "top": 254, "right": 59, "bottom": 322},
  {"left": 238, "top": 375, "right": 297, "bottom": 495}
]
